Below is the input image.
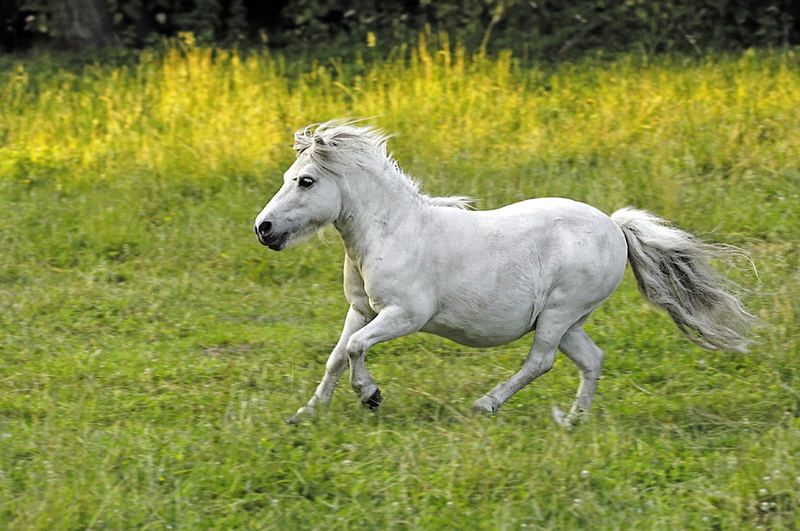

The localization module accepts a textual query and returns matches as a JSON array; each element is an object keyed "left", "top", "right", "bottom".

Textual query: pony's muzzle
[
  {"left": 255, "top": 220, "right": 272, "bottom": 240},
  {"left": 254, "top": 219, "right": 287, "bottom": 250}
]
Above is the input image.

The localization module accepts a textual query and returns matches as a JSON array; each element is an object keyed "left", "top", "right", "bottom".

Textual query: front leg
[
  {"left": 286, "top": 306, "right": 369, "bottom": 424},
  {"left": 346, "top": 305, "right": 427, "bottom": 409}
]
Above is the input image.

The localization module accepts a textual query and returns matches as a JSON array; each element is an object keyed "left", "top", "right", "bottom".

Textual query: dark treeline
[{"left": 3, "top": 0, "right": 799, "bottom": 58}]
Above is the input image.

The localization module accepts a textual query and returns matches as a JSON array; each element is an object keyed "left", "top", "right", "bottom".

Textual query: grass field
[{"left": 1, "top": 39, "right": 799, "bottom": 528}]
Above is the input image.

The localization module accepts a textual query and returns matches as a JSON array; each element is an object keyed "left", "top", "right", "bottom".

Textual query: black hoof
[{"left": 362, "top": 388, "right": 383, "bottom": 411}]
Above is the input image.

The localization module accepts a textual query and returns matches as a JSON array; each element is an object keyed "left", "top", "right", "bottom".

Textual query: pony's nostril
[{"left": 258, "top": 220, "right": 273, "bottom": 236}]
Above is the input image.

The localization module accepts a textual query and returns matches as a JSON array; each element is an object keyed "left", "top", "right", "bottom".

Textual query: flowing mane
[{"left": 293, "top": 120, "right": 472, "bottom": 209}]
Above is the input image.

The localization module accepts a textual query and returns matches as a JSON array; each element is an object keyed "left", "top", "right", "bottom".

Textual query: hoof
[
  {"left": 362, "top": 388, "right": 383, "bottom": 411},
  {"left": 286, "top": 406, "right": 315, "bottom": 425},
  {"left": 552, "top": 406, "right": 586, "bottom": 428},
  {"left": 551, "top": 406, "right": 570, "bottom": 427},
  {"left": 471, "top": 395, "right": 497, "bottom": 415}
]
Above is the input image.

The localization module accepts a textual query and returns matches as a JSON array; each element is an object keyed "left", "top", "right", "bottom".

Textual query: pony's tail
[{"left": 611, "top": 207, "right": 755, "bottom": 353}]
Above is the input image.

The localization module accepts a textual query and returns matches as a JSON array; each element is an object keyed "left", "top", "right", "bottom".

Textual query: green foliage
[
  {"left": 4, "top": 0, "right": 799, "bottom": 56},
  {"left": 0, "top": 43, "right": 799, "bottom": 527},
  {"left": 272, "top": 0, "right": 800, "bottom": 57},
  {"left": 14, "top": 0, "right": 251, "bottom": 48}
]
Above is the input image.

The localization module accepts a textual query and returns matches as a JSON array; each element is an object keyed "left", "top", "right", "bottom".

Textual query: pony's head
[
  {"left": 253, "top": 122, "right": 355, "bottom": 250},
  {"left": 254, "top": 120, "right": 470, "bottom": 250}
]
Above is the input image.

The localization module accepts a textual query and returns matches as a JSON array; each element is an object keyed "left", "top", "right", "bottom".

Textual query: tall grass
[
  {"left": 4, "top": 43, "right": 799, "bottom": 211},
  {"left": 0, "top": 40, "right": 798, "bottom": 528}
]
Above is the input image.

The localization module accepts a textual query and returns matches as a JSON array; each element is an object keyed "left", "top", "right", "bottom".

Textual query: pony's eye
[{"left": 298, "top": 176, "right": 315, "bottom": 189}]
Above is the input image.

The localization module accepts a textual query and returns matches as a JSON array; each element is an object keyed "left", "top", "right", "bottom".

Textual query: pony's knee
[
  {"left": 560, "top": 330, "right": 605, "bottom": 373},
  {"left": 590, "top": 349, "right": 605, "bottom": 371},
  {"left": 537, "top": 356, "right": 556, "bottom": 376},
  {"left": 523, "top": 350, "right": 556, "bottom": 379},
  {"left": 579, "top": 348, "right": 604, "bottom": 375},
  {"left": 325, "top": 351, "right": 348, "bottom": 374},
  {"left": 345, "top": 335, "right": 368, "bottom": 360}
]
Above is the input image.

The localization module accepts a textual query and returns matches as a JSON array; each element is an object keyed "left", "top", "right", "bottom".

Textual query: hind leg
[
  {"left": 472, "top": 309, "right": 573, "bottom": 414},
  {"left": 552, "top": 325, "right": 605, "bottom": 426}
]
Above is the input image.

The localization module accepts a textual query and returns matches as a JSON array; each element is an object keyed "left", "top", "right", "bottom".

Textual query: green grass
[{"left": 1, "top": 42, "right": 799, "bottom": 528}]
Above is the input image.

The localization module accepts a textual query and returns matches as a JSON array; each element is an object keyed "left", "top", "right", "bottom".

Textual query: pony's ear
[{"left": 314, "top": 136, "right": 327, "bottom": 146}]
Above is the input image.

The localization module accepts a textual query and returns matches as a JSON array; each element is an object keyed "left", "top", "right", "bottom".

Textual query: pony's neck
[{"left": 334, "top": 168, "right": 422, "bottom": 263}]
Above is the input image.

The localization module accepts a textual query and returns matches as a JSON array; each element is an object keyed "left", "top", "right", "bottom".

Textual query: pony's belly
[{"left": 421, "top": 309, "right": 534, "bottom": 348}]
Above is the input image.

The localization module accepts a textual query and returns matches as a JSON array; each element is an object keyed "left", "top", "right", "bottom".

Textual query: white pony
[{"left": 254, "top": 121, "right": 753, "bottom": 426}]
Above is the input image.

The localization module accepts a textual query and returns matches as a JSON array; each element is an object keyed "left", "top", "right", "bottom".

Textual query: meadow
[{"left": 1, "top": 38, "right": 799, "bottom": 528}]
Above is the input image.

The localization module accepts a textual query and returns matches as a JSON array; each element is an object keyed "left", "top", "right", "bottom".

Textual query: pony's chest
[
  {"left": 345, "top": 284, "right": 381, "bottom": 316},
  {"left": 342, "top": 258, "right": 383, "bottom": 318}
]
